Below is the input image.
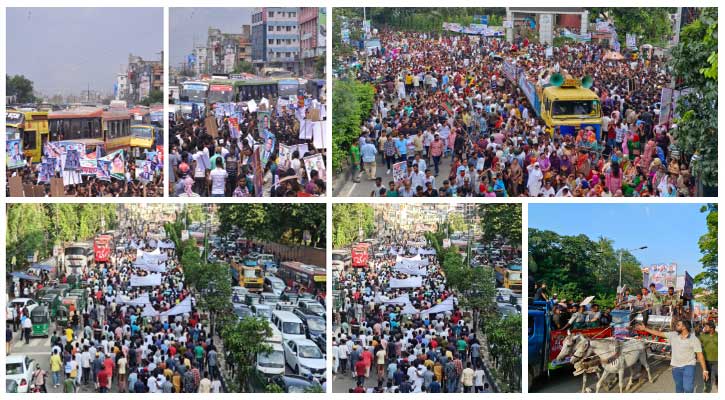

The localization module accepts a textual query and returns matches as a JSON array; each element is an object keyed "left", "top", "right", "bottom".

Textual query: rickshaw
[
  {"left": 69, "top": 289, "right": 87, "bottom": 311},
  {"left": 30, "top": 306, "right": 50, "bottom": 337},
  {"left": 67, "top": 274, "right": 82, "bottom": 290},
  {"left": 39, "top": 294, "right": 61, "bottom": 318},
  {"left": 55, "top": 305, "right": 69, "bottom": 329}
]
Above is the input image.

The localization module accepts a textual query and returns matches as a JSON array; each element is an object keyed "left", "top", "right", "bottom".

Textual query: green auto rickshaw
[
  {"left": 30, "top": 306, "right": 51, "bottom": 337},
  {"left": 67, "top": 274, "right": 84, "bottom": 290},
  {"left": 55, "top": 305, "right": 69, "bottom": 329},
  {"left": 39, "top": 294, "right": 61, "bottom": 318}
]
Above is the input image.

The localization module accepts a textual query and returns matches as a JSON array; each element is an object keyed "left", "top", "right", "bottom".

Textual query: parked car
[
  {"left": 283, "top": 338, "right": 326, "bottom": 378},
  {"left": 233, "top": 304, "right": 253, "bottom": 321},
  {"left": 293, "top": 309, "right": 325, "bottom": 339},
  {"left": 297, "top": 299, "right": 325, "bottom": 317},
  {"left": 269, "top": 374, "right": 318, "bottom": 393},
  {"left": 6, "top": 355, "right": 36, "bottom": 393}
]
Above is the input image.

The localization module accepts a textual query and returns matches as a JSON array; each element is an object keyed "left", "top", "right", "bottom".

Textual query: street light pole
[{"left": 618, "top": 245, "right": 648, "bottom": 290}]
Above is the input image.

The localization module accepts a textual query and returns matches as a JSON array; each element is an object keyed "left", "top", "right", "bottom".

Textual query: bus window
[{"left": 23, "top": 130, "right": 37, "bottom": 150}]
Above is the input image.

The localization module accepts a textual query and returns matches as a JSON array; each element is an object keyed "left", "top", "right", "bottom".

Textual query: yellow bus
[
  {"left": 6, "top": 110, "right": 50, "bottom": 163},
  {"left": 232, "top": 259, "right": 264, "bottom": 293},
  {"left": 48, "top": 107, "right": 104, "bottom": 142},
  {"left": 103, "top": 109, "right": 132, "bottom": 153},
  {"left": 538, "top": 82, "right": 602, "bottom": 138},
  {"left": 129, "top": 125, "right": 155, "bottom": 151}
]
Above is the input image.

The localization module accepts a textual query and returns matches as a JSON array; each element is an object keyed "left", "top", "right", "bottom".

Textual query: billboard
[{"left": 641, "top": 263, "right": 677, "bottom": 293}]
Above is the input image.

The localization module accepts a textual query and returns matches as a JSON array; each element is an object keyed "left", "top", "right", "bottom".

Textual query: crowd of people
[
  {"left": 332, "top": 238, "right": 492, "bottom": 393},
  {"left": 7, "top": 149, "right": 163, "bottom": 197},
  {"left": 6, "top": 233, "right": 226, "bottom": 393},
  {"left": 344, "top": 30, "right": 698, "bottom": 197},
  {"left": 168, "top": 95, "right": 327, "bottom": 197}
]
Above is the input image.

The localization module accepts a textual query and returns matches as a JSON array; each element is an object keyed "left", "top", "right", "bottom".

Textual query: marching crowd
[
  {"left": 333, "top": 239, "right": 492, "bottom": 393},
  {"left": 6, "top": 235, "right": 226, "bottom": 393},
  {"left": 345, "top": 30, "right": 697, "bottom": 197},
  {"left": 168, "top": 100, "right": 327, "bottom": 197}
]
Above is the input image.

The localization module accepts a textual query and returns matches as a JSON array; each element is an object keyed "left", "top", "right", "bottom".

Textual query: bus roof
[
  {"left": 103, "top": 109, "right": 131, "bottom": 121},
  {"left": 56, "top": 139, "right": 105, "bottom": 146},
  {"left": 280, "top": 261, "right": 324, "bottom": 275},
  {"left": 49, "top": 107, "right": 104, "bottom": 119}
]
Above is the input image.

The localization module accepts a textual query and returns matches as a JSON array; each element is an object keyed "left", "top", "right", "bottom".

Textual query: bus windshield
[
  {"left": 131, "top": 126, "right": 153, "bottom": 139},
  {"left": 244, "top": 268, "right": 261, "bottom": 278},
  {"left": 181, "top": 84, "right": 208, "bottom": 102},
  {"left": 552, "top": 100, "right": 600, "bottom": 118},
  {"left": 64, "top": 247, "right": 87, "bottom": 256},
  {"left": 208, "top": 86, "right": 233, "bottom": 104}
]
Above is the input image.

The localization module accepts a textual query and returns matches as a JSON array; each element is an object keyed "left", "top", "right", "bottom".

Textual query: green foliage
[
  {"left": 482, "top": 314, "right": 521, "bottom": 392},
  {"left": 478, "top": 204, "right": 522, "bottom": 249},
  {"left": 221, "top": 317, "right": 272, "bottom": 392},
  {"left": 331, "top": 79, "right": 375, "bottom": 172},
  {"left": 365, "top": 8, "right": 506, "bottom": 33},
  {"left": 140, "top": 89, "right": 163, "bottom": 106},
  {"left": 234, "top": 61, "right": 256, "bottom": 74},
  {"left": 528, "top": 229, "right": 643, "bottom": 302},
  {"left": 332, "top": 203, "right": 375, "bottom": 248},
  {"left": 447, "top": 213, "right": 467, "bottom": 233},
  {"left": 669, "top": 8, "right": 718, "bottom": 188},
  {"left": 694, "top": 204, "right": 717, "bottom": 307},
  {"left": 304, "top": 384, "right": 324, "bottom": 392},
  {"left": 7, "top": 204, "right": 118, "bottom": 270},
  {"left": 265, "top": 383, "right": 284, "bottom": 393},
  {"left": 6, "top": 74, "right": 37, "bottom": 103},
  {"left": 217, "top": 204, "right": 326, "bottom": 248},
  {"left": 588, "top": 8, "right": 675, "bottom": 45},
  {"left": 314, "top": 55, "right": 326, "bottom": 79}
]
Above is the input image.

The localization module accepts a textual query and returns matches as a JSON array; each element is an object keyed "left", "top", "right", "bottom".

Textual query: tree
[
  {"left": 332, "top": 204, "right": 374, "bottom": 248},
  {"left": 217, "top": 204, "right": 326, "bottom": 248},
  {"left": 478, "top": 204, "right": 522, "bottom": 248},
  {"left": 694, "top": 204, "right": 717, "bottom": 307},
  {"left": 140, "top": 89, "right": 163, "bottom": 106},
  {"left": 314, "top": 55, "right": 325, "bottom": 78},
  {"left": 331, "top": 79, "right": 375, "bottom": 172},
  {"left": 6, "top": 204, "right": 50, "bottom": 270},
  {"left": 6, "top": 74, "right": 37, "bottom": 103},
  {"left": 669, "top": 8, "right": 718, "bottom": 190},
  {"left": 221, "top": 317, "right": 272, "bottom": 392},
  {"left": 234, "top": 61, "right": 255, "bottom": 74},
  {"left": 588, "top": 8, "right": 674, "bottom": 45}
]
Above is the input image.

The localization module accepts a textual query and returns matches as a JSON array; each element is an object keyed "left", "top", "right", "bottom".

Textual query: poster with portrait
[
  {"left": 278, "top": 144, "right": 293, "bottom": 171},
  {"left": 97, "top": 159, "right": 112, "bottom": 182},
  {"left": 38, "top": 159, "right": 53, "bottom": 183},
  {"left": 260, "top": 130, "right": 276, "bottom": 166},
  {"left": 79, "top": 157, "right": 97, "bottom": 175},
  {"left": 6, "top": 139, "right": 25, "bottom": 169},
  {"left": 252, "top": 146, "right": 264, "bottom": 197},
  {"left": 228, "top": 117, "right": 240, "bottom": 139},
  {"left": 64, "top": 149, "right": 81, "bottom": 171},
  {"left": 136, "top": 160, "right": 153, "bottom": 183},
  {"left": 303, "top": 154, "right": 326, "bottom": 182},
  {"left": 108, "top": 150, "right": 126, "bottom": 180},
  {"left": 393, "top": 161, "right": 408, "bottom": 183},
  {"left": 257, "top": 110, "right": 271, "bottom": 135},
  {"left": 44, "top": 142, "right": 63, "bottom": 158}
]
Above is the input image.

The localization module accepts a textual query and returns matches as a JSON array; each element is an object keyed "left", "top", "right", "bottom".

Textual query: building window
[
  {"left": 268, "top": 11, "right": 274, "bottom": 18},
  {"left": 268, "top": 39, "right": 273, "bottom": 45},
  {"left": 290, "top": 12, "right": 296, "bottom": 18},
  {"left": 286, "top": 26, "right": 291, "bottom": 32},
  {"left": 285, "top": 52, "right": 291, "bottom": 57},
  {"left": 268, "top": 25, "right": 273, "bottom": 31}
]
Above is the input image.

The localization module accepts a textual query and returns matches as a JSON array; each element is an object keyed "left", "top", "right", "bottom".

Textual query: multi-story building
[
  {"left": 252, "top": 7, "right": 300, "bottom": 74},
  {"left": 238, "top": 25, "right": 253, "bottom": 64},
  {"left": 124, "top": 52, "right": 163, "bottom": 104},
  {"left": 114, "top": 73, "right": 128, "bottom": 101},
  {"left": 299, "top": 8, "right": 326, "bottom": 76},
  {"left": 192, "top": 46, "right": 208, "bottom": 77}
]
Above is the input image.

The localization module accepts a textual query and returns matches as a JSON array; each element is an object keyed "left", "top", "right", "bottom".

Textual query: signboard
[
  {"left": 626, "top": 33, "right": 637, "bottom": 49},
  {"left": 442, "top": 238, "right": 451, "bottom": 249},
  {"left": 502, "top": 61, "right": 519, "bottom": 82},
  {"left": 503, "top": 20, "right": 513, "bottom": 29},
  {"left": 659, "top": 87, "right": 674, "bottom": 125},
  {"left": 683, "top": 271, "right": 694, "bottom": 299},
  {"left": 641, "top": 263, "right": 677, "bottom": 293}
]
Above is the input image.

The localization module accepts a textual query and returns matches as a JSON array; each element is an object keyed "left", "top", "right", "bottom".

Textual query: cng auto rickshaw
[
  {"left": 39, "top": 294, "right": 61, "bottom": 318},
  {"left": 55, "top": 305, "right": 69, "bottom": 329},
  {"left": 30, "top": 306, "right": 51, "bottom": 337},
  {"left": 68, "top": 289, "right": 87, "bottom": 311},
  {"left": 66, "top": 274, "right": 82, "bottom": 290}
]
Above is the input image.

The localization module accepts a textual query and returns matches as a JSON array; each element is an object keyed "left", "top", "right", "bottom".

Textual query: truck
[
  {"left": 351, "top": 243, "right": 370, "bottom": 268},
  {"left": 495, "top": 264, "right": 522, "bottom": 293},
  {"left": 528, "top": 300, "right": 612, "bottom": 390},
  {"left": 94, "top": 234, "right": 113, "bottom": 263},
  {"left": 503, "top": 60, "right": 602, "bottom": 138}
]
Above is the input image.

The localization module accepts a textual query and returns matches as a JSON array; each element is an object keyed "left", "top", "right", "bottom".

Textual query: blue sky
[
  {"left": 529, "top": 204, "right": 710, "bottom": 276},
  {"left": 7, "top": 8, "right": 162, "bottom": 95}
]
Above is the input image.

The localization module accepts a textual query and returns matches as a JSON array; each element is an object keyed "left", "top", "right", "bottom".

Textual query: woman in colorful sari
[{"left": 605, "top": 160, "right": 623, "bottom": 194}]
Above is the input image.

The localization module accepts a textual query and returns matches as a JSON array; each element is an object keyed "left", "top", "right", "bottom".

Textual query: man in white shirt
[{"left": 209, "top": 157, "right": 228, "bottom": 197}]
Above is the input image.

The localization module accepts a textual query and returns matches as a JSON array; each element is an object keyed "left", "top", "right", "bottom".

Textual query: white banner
[
  {"left": 160, "top": 297, "right": 193, "bottom": 317},
  {"left": 389, "top": 277, "right": 423, "bottom": 288},
  {"left": 396, "top": 254, "right": 421, "bottom": 262},
  {"left": 130, "top": 274, "right": 162, "bottom": 287},
  {"left": 420, "top": 297, "right": 456, "bottom": 315},
  {"left": 383, "top": 294, "right": 412, "bottom": 305},
  {"left": 394, "top": 264, "right": 429, "bottom": 276}
]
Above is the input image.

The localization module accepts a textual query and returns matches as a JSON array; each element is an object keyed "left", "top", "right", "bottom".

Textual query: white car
[
  {"left": 283, "top": 338, "right": 326, "bottom": 379},
  {"left": 6, "top": 355, "right": 36, "bottom": 393},
  {"left": 8, "top": 298, "right": 38, "bottom": 319}
]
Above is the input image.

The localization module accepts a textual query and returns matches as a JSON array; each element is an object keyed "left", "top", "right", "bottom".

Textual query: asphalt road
[
  {"left": 335, "top": 152, "right": 455, "bottom": 197},
  {"left": 532, "top": 356, "right": 717, "bottom": 393},
  {"left": 7, "top": 323, "right": 117, "bottom": 393}
]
